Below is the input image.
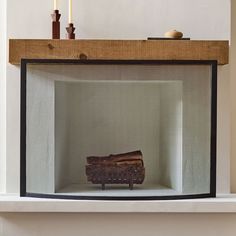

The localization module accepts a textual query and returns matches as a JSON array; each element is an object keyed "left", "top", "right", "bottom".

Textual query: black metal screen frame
[{"left": 20, "top": 59, "right": 217, "bottom": 200}]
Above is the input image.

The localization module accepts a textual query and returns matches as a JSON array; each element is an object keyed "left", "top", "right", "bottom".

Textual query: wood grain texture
[{"left": 9, "top": 39, "right": 229, "bottom": 65}]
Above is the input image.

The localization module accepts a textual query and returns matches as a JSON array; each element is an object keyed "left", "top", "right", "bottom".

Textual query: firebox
[{"left": 20, "top": 59, "right": 216, "bottom": 200}]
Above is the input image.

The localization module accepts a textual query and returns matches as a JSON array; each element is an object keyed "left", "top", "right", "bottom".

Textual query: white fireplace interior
[{"left": 23, "top": 62, "right": 213, "bottom": 199}]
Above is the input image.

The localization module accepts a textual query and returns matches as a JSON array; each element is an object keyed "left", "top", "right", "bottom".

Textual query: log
[
  {"left": 85, "top": 150, "right": 145, "bottom": 190},
  {"left": 87, "top": 150, "right": 143, "bottom": 165}
]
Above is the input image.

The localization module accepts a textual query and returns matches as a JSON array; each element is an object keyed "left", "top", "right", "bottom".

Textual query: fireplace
[{"left": 20, "top": 59, "right": 216, "bottom": 200}]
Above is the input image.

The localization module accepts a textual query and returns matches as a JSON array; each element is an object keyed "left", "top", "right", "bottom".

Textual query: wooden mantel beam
[{"left": 9, "top": 39, "right": 229, "bottom": 65}]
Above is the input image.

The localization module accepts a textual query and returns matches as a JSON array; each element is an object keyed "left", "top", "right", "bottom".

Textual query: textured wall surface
[
  {"left": 231, "top": 0, "right": 236, "bottom": 192},
  {"left": 26, "top": 69, "right": 55, "bottom": 194},
  {"left": 0, "top": 0, "right": 7, "bottom": 193},
  {"left": 160, "top": 83, "right": 183, "bottom": 191}
]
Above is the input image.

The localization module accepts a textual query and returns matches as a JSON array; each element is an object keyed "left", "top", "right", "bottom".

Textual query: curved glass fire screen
[{"left": 20, "top": 60, "right": 217, "bottom": 200}]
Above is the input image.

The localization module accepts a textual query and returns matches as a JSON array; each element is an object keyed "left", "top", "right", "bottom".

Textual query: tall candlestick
[
  {"left": 51, "top": 9, "right": 61, "bottom": 39},
  {"left": 69, "top": 0, "right": 72, "bottom": 23},
  {"left": 54, "top": 0, "right": 58, "bottom": 10}
]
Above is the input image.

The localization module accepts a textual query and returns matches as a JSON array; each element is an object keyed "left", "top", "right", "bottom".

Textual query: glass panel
[{"left": 25, "top": 63, "right": 212, "bottom": 198}]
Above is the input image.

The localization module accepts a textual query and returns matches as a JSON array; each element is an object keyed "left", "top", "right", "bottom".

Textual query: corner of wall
[
  {"left": 230, "top": 0, "right": 236, "bottom": 193},
  {"left": 0, "top": 0, "right": 7, "bottom": 193}
]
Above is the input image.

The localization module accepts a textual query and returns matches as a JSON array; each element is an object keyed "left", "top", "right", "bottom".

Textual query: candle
[
  {"left": 54, "top": 0, "right": 58, "bottom": 10},
  {"left": 69, "top": 0, "right": 72, "bottom": 23}
]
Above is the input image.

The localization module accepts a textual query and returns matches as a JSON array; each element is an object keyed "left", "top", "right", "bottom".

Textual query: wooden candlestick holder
[
  {"left": 66, "top": 23, "right": 76, "bottom": 39},
  {"left": 51, "top": 10, "right": 61, "bottom": 39}
]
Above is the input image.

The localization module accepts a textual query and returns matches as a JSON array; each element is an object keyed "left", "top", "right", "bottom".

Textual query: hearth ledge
[{"left": 0, "top": 194, "right": 236, "bottom": 213}]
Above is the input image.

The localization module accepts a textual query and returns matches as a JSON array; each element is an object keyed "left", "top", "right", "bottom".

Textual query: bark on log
[{"left": 87, "top": 150, "right": 143, "bottom": 165}]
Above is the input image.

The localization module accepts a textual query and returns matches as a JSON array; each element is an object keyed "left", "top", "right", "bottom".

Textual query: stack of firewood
[{"left": 85, "top": 150, "right": 145, "bottom": 190}]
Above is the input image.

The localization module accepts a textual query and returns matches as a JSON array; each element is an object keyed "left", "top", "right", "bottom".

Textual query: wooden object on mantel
[
  {"left": 9, "top": 39, "right": 229, "bottom": 65},
  {"left": 86, "top": 150, "right": 145, "bottom": 190}
]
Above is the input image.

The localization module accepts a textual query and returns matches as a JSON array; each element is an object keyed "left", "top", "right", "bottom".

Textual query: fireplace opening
[{"left": 21, "top": 60, "right": 216, "bottom": 200}]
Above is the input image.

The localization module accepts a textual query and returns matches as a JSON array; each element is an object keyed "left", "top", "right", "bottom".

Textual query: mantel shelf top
[{"left": 9, "top": 39, "right": 229, "bottom": 65}]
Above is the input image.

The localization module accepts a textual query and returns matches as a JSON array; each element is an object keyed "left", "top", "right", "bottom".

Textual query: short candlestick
[{"left": 66, "top": 23, "right": 76, "bottom": 39}]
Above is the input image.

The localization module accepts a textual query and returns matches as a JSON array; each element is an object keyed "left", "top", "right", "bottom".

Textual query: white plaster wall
[
  {"left": 160, "top": 83, "right": 182, "bottom": 192},
  {"left": 231, "top": 0, "right": 236, "bottom": 192},
  {"left": 0, "top": 0, "right": 7, "bottom": 193},
  {"left": 26, "top": 69, "right": 55, "bottom": 194},
  {"left": 182, "top": 66, "right": 211, "bottom": 194},
  {"left": 55, "top": 83, "right": 70, "bottom": 191},
  {"left": 218, "top": 66, "right": 231, "bottom": 193}
]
